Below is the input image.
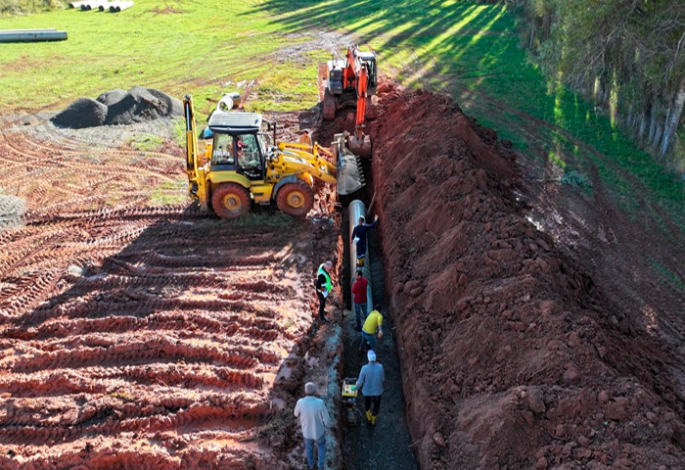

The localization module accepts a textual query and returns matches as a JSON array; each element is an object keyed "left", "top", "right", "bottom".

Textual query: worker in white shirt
[{"left": 294, "top": 382, "right": 330, "bottom": 469}]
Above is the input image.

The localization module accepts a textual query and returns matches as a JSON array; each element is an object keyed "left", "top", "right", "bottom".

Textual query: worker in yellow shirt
[{"left": 360, "top": 304, "right": 383, "bottom": 354}]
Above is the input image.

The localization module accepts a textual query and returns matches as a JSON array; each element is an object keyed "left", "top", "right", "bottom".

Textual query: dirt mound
[
  {"left": 96, "top": 88, "right": 128, "bottom": 106},
  {"left": 371, "top": 85, "right": 685, "bottom": 469},
  {"left": 51, "top": 97, "right": 108, "bottom": 128},
  {"left": 53, "top": 87, "right": 183, "bottom": 128}
]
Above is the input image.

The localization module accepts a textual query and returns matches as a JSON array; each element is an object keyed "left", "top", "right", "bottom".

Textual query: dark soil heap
[
  {"left": 371, "top": 84, "right": 685, "bottom": 469},
  {"left": 52, "top": 86, "right": 183, "bottom": 129}
]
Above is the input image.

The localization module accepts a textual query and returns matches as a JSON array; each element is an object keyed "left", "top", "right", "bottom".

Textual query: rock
[
  {"left": 562, "top": 366, "right": 580, "bottom": 384},
  {"left": 403, "top": 280, "right": 420, "bottom": 295},
  {"left": 555, "top": 424, "right": 565, "bottom": 437},
  {"left": 574, "top": 447, "right": 593, "bottom": 459},
  {"left": 535, "top": 457, "right": 548, "bottom": 469},
  {"left": 458, "top": 273, "right": 468, "bottom": 286},
  {"left": 433, "top": 432, "right": 446, "bottom": 447},
  {"left": 567, "top": 331, "right": 582, "bottom": 347},
  {"left": 646, "top": 411, "right": 658, "bottom": 424},
  {"left": 409, "top": 287, "right": 423, "bottom": 297},
  {"left": 605, "top": 401, "right": 629, "bottom": 421},
  {"left": 394, "top": 282, "right": 405, "bottom": 294},
  {"left": 527, "top": 387, "right": 546, "bottom": 413},
  {"left": 598, "top": 391, "right": 610, "bottom": 404}
]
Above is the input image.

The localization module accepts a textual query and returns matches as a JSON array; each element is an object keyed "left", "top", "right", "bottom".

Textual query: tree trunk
[{"left": 660, "top": 78, "right": 685, "bottom": 157}]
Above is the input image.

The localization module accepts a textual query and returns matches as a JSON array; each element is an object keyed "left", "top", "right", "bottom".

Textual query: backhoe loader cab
[{"left": 207, "top": 112, "right": 269, "bottom": 181}]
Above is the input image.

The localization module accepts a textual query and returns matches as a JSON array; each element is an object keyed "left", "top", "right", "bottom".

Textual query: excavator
[
  {"left": 320, "top": 46, "right": 377, "bottom": 157},
  {"left": 184, "top": 93, "right": 365, "bottom": 218}
]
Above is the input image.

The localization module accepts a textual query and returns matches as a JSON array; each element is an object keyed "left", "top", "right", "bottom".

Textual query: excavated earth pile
[
  {"left": 371, "top": 85, "right": 685, "bottom": 469},
  {"left": 52, "top": 86, "right": 183, "bottom": 129},
  {"left": 0, "top": 119, "right": 330, "bottom": 469}
]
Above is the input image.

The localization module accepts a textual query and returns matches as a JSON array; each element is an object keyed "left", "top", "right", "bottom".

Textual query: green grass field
[{"left": 2, "top": 0, "right": 683, "bottom": 229}]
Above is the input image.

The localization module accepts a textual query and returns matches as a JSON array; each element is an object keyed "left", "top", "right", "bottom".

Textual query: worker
[
  {"left": 298, "top": 129, "right": 312, "bottom": 148},
  {"left": 350, "top": 215, "right": 378, "bottom": 267},
  {"left": 360, "top": 304, "right": 383, "bottom": 353},
  {"left": 294, "top": 382, "right": 330, "bottom": 470},
  {"left": 351, "top": 269, "right": 368, "bottom": 332},
  {"left": 354, "top": 350, "right": 384, "bottom": 425},
  {"left": 315, "top": 261, "right": 333, "bottom": 324}
]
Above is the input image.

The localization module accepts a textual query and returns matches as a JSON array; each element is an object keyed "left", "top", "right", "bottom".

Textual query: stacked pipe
[
  {"left": 349, "top": 200, "right": 373, "bottom": 317},
  {"left": 110, "top": 1, "right": 133, "bottom": 11}
]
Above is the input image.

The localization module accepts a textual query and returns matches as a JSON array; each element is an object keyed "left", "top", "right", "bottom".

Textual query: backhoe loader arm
[
  {"left": 183, "top": 95, "right": 208, "bottom": 209},
  {"left": 275, "top": 144, "right": 338, "bottom": 186}
]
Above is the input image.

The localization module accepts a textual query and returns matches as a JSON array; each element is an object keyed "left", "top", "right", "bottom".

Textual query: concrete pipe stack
[{"left": 111, "top": 1, "right": 134, "bottom": 12}]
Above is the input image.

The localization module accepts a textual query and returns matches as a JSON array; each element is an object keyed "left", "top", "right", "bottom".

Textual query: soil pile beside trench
[{"left": 370, "top": 85, "right": 685, "bottom": 469}]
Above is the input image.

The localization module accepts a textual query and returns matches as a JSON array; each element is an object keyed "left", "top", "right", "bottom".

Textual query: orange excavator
[{"left": 320, "top": 46, "right": 377, "bottom": 157}]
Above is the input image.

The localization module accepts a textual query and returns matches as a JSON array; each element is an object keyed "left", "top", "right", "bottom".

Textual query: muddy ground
[
  {"left": 0, "top": 114, "right": 344, "bottom": 469},
  {"left": 370, "top": 84, "right": 685, "bottom": 469}
]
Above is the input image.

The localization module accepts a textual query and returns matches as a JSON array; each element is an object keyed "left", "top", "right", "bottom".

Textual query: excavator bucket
[
  {"left": 333, "top": 133, "right": 366, "bottom": 196},
  {"left": 346, "top": 133, "right": 372, "bottom": 159}
]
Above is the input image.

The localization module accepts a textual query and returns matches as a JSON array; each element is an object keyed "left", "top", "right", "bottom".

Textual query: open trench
[{"left": 339, "top": 195, "right": 418, "bottom": 470}]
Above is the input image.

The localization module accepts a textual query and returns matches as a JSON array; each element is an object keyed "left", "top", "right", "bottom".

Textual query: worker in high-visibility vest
[{"left": 315, "top": 260, "right": 333, "bottom": 324}]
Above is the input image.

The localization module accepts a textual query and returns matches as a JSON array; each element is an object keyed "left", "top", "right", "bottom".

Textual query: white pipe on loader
[
  {"left": 114, "top": 1, "right": 133, "bottom": 12},
  {"left": 349, "top": 200, "right": 374, "bottom": 318}
]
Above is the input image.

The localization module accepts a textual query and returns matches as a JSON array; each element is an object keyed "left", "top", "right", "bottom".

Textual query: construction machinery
[
  {"left": 184, "top": 94, "right": 365, "bottom": 218},
  {"left": 320, "top": 46, "right": 377, "bottom": 157}
]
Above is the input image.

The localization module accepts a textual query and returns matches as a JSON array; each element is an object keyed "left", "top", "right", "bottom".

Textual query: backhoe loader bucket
[{"left": 333, "top": 133, "right": 365, "bottom": 196}]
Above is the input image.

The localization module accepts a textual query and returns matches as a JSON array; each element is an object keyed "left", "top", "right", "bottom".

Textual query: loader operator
[{"left": 315, "top": 261, "right": 333, "bottom": 324}]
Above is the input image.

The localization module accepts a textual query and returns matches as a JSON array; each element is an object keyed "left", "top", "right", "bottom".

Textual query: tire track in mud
[{"left": 0, "top": 124, "right": 315, "bottom": 469}]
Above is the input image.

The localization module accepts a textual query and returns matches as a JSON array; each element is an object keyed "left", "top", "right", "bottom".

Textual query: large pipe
[
  {"left": 114, "top": 1, "right": 133, "bottom": 11},
  {"left": 0, "top": 30, "right": 67, "bottom": 43},
  {"left": 349, "top": 200, "right": 373, "bottom": 317},
  {"left": 68, "top": 1, "right": 88, "bottom": 7},
  {"left": 108, "top": 2, "right": 120, "bottom": 11},
  {"left": 98, "top": 2, "right": 111, "bottom": 11}
]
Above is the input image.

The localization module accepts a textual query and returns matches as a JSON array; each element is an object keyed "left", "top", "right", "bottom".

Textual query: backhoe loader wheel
[
  {"left": 323, "top": 89, "right": 336, "bottom": 121},
  {"left": 277, "top": 182, "right": 314, "bottom": 218},
  {"left": 212, "top": 183, "right": 250, "bottom": 219}
]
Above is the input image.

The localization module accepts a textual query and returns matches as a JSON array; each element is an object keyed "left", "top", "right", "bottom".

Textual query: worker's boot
[
  {"left": 365, "top": 410, "right": 372, "bottom": 423},
  {"left": 371, "top": 415, "right": 377, "bottom": 426}
]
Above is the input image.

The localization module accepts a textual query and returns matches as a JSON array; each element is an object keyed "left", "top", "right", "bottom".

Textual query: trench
[{"left": 339, "top": 160, "right": 418, "bottom": 470}]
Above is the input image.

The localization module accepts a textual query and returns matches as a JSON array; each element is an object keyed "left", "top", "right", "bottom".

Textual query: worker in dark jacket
[
  {"left": 315, "top": 260, "right": 333, "bottom": 324},
  {"left": 350, "top": 215, "right": 378, "bottom": 267}
]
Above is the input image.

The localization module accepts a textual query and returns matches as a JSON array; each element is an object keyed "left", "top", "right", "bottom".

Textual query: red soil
[
  {"left": 371, "top": 85, "right": 685, "bottom": 469},
  {"left": 0, "top": 119, "right": 333, "bottom": 469}
]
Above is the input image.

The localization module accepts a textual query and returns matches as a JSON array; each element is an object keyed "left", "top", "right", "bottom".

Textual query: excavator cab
[{"left": 320, "top": 46, "right": 378, "bottom": 157}]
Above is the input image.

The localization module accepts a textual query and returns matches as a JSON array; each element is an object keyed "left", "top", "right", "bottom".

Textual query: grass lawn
[{"left": 2, "top": 0, "right": 683, "bottom": 229}]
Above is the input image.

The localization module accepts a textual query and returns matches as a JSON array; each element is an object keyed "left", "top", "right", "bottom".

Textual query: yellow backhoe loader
[{"left": 184, "top": 94, "right": 365, "bottom": 218}]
